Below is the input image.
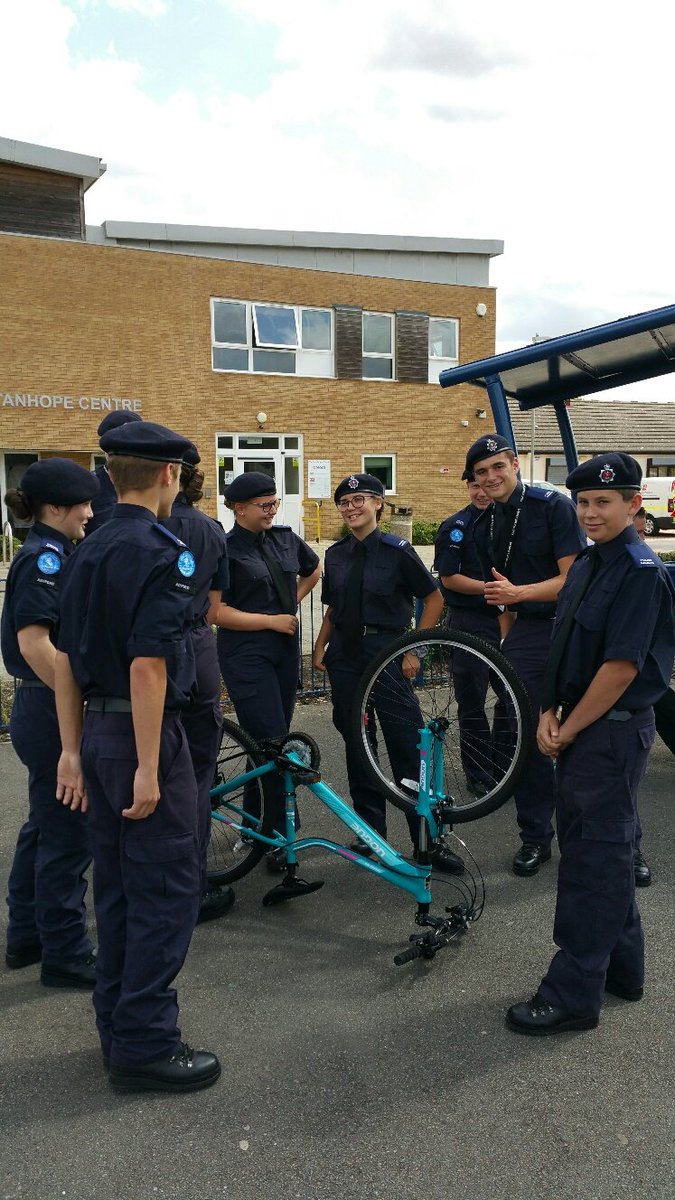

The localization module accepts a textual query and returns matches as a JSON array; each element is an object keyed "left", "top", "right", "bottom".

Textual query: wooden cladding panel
[
  {"left": 334, "top": 305, "right": 363, "bottom": 380},
  {"left": 396, "top": 310, "right": 429, "bottom": 383},
  {"left": 0, "top": 163, "right": 84, "bottom": 239}
]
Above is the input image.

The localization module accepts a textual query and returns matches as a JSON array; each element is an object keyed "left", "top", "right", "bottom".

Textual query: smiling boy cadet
[{"left": 507, "top": 453, "right": 675, "bottom": 1034}]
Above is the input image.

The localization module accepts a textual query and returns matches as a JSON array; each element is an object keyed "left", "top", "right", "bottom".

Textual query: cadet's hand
[
  {"left": 312, "top": 645, "right": 327, "bottom": 671},
  {"left": 401, "top": 651, "right": 421, "bottom": 680},
  {"left": 123, "top": 767, "right": 160, "bottom": 820},
  {"left": 268, "top": 614, "right": 299, "bottom": 636},
  {"left": 56, "top": 751, "right": 88, "bottom": 812},
  {"left": 537, "top": 709, "right": 561, "bottom": 758},
  {"left": 484, "top": 569, "right": 521, "bottom": 607}
]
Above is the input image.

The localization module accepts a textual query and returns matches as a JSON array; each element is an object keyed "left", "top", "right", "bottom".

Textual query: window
[
  {"left": 428, "top": 317, "right": 459, "bottom": 383},
  {"left": 546, "top": 456, "right": 568, "bottom": 485},
  {"left": 363, "top": 454, "right": 396, "bottom": 494},
  {"left": 212, "top": 299, "right": 333, "bottom": 377},
  {"left": 647, "top": 457, "right": 675, "bottom": 477},
  {"left": 362, "top": 313, "right": 394, "bottom": 380}
]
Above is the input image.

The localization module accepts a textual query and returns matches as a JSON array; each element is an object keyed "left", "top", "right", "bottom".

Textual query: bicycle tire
[
  {"left": 350, "top": 628, "right": 531, "bottom": 823},
  {"left": 207, "top": 718, "right": 278, "bottom": 883}
]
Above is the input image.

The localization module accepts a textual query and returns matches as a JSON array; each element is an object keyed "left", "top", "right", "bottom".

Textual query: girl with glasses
[
  {"left": 312, "top": 473, "right": 463, "bottom": 873},
  {"left": 212, "top": 473, "right": 321, "bottom": 869}
]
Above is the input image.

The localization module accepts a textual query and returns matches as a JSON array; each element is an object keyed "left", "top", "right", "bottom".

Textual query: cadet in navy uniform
[
  {"left": 2, "top": 459, "right": 99, "bottom": 987},
  {"left": 214, "top": 472, "right": 321, "bottom": 865},
  {"left": 161, "top": 443, "right": 234, "bottom": 921},
  {"left": 507, "top": 454, "right": 675, "bottom": 1034},
  {"left": 85, "top": 410, "right": 142, "bottom": 535},
  {"left": 55, "top": 421, "right": 220, "bottom": 1093},
  {"left": 434, "top": 468, "right": 505, "bottom": 795},
  {"left": 313, "top": 473, "right": 462, "bottom": 872},
  {"left": 469, "top": 434, "right": 586, "bottom": 876}
]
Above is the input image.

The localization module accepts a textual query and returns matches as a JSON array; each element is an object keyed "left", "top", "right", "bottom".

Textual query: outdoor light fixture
[
  {"left": 460, "top": 419, "right": 470, "bottom": 427},
  {"left": 476, "top": 409, "right": 487, "bottom": 419},
  {"left": 475, "top": 303, "right": 487, "bottom": 317},
  {"left": 256, "top": 411, "right": 268, "bottom": 425}
]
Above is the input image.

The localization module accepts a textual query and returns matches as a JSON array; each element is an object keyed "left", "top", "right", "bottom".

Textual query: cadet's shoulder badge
[
  {"left": 526, "top": 485, "right": 555, "bottom": 501},
  {"left": 153, "top": 523, "right": 187, "bottom": 549},
  {"left": 36, "top": 550, "right": 62, "bottom": 576},
  {"left": 381, "top": 531, "right": 409, "bottom": 549},
  {"left": 176, "top": 549, "right": 196, "bottom": 578},
  {"left": 450, "top": 527, "right": 464, "bottom": 543},
  {"left": 626, "top": 544, "right": 658, "bottom": 569}
]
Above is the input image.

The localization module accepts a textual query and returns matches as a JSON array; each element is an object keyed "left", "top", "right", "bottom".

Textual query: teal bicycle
[{"left": 208, "top": 628, "right": 531, "bottom": 965}]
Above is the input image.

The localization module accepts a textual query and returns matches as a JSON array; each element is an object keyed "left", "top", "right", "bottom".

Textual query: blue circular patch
[
  {"left": 177, "top": 550, "right": 196, "bottom": 578},
  {"left": 36, "top": 551, "right": 61, "bottom": 575},
  {"left": 450, "top": 528, "right": 464, "bottom": 543}
]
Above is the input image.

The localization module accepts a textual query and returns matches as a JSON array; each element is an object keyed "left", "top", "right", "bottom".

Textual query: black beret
[
  {"left": 334, "top": 473, "right": 385, "bottom": 503},
  {"left": 225, "top": 472, "right": 277, "bottom": 502},
  {"left": 19, "top": 458, "right": 100, "bottom": 505},
  {"left": 97, "top": 410, "right": 142, "bottom": 439},
  {"left": 566, "top": 453, "right": 642, "bottom": 492},
  {"left": 464, "top": 433, "right": 515, "bottom": 477},
  {"left": 183, "top": 442, "right": 201, "bottom": 467},
  {"left": 100, "top": 420, "right": 192, "bottom": 464}
]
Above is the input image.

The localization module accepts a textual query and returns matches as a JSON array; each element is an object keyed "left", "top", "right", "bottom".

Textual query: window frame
[
  {"left": 362, "top": 453, "right": 396, "bottom": 495},
  {"left": 361, "top": 312, "right": 395, "bottom": 381},
  {"left": 428, "top": 316, "right": 459, "bottom": 383},
  {"left": 211, "top": 298, "right": 334, "bottom": 377}
]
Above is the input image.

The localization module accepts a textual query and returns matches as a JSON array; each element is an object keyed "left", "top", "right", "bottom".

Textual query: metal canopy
[{"left": 439, "top": 303, "right": 675, "bottom": 471}]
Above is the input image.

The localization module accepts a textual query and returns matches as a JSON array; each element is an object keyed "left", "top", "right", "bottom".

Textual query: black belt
[
  {"left": 514, "top": 611, "right": 556, "bottom": 621},
  {"left": 18, "top": 679, "right": 48, "bottom": 689},
  {"left": 87, "top": 696, "right": 180, "bottom": 715},
  {"left": 333, "top": 623, "right": 407, "bottom": 636},
  {"left": 559, "top": 702, "right": 649, "bottom": 723}
]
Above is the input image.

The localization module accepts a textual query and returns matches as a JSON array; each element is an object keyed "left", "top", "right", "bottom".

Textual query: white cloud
[
  {"left": 2, "top": 0, "right": 675, "bottom": 399},
  {"left": 106, "top": 0, "right": 169, "bottom": 14}
]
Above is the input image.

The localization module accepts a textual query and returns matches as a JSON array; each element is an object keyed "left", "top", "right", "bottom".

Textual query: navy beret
[
  {"left": 464, "top": 433, "right": 515, "bottom": 476},
  {"left": 334, "top": 473, "right": 385, "bottom": 503},
  {"left": 100, "top": 420, "right": 192, "bottom": 464},
  {"left": 97, "top": 410, "right": 142, "bottom": 439},
  {"left": 225, "top": 472, "right": 277, "bottom": 502},
  {"left": 19, "top": 458, "right": 100, "bottom": 505},
  {"left": 566, "top": 453, "right": 642, "bottom": 492},
  {"left": 183, "top": 442, "right": 201, "bottom": 467}
]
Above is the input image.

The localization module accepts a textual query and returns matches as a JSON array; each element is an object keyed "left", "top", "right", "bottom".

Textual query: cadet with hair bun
[{"left": 2, "top": 458, "right": 99, "bottom": 987}]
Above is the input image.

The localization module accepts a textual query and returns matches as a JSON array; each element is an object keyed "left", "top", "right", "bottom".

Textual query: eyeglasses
[
  {"left": 336, "top": 494, "right": 375, "bottom": 511},
  {"left": 249, "top": 498, "right": 280, "bottom": 513}
]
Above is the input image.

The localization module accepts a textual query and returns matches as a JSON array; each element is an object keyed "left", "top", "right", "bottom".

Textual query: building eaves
[
  {"left": 510, "top": 398, "right": 675, "bottom": 455},
  {"left": 0, "top": 137, "right": 106, "bottom": 192}
]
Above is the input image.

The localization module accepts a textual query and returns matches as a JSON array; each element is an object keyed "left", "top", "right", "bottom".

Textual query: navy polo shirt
[
  {"left": 221, "top": 524, "right": 319, "bottom": 614},
  {"left": 434, "top": 503, "right": 495, "bottom": 614},
  {"left": 555, "top": 527, "right": 675, "bottom": 710},
  {"left": 58, "top": 504, "right": 198, "bottom": 708},
  {"left": 473, "top": 483, "right": 586, "bottom": 617},
  {"left": 161, "top": 493, "right": 229, "bottom": 622},
  {"left": 1, "top": 522, "right": 74, "bottom": 680},
  {"left": 322, "top": 528, "right": 438, "bottom": 629}
]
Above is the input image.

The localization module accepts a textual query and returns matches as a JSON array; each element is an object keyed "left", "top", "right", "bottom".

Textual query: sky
[{"left": 3, "top": 0, "right": 675, "bottom": 400}]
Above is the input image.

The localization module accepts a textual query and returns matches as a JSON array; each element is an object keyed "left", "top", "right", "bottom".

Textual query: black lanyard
[{"left": 489, "top": 483, "right": 525, "bottom": 573}]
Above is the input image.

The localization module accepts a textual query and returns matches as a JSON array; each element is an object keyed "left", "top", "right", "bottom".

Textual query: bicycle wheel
[
  {"left": 208, "top": 718, "right": 278, "bottom": 883},
  {"left": 350, "top": 629, "right": 531, "bottom": 823}
]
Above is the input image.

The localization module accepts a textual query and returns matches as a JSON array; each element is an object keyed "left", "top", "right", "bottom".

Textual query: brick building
[{"left": 0, "top": 137, "right": 503, "bottom": 540}]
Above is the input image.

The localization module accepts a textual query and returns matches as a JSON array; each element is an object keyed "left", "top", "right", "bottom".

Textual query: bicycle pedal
[{"left": 261, "top": 878, "right": 325, "bottom": 906}]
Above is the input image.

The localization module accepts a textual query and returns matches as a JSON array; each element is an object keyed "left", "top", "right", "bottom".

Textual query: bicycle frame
[{"left": 210, "top": 721, "right": 451, "bottom": 907}]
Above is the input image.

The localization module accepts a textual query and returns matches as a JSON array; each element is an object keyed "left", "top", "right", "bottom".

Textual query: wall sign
[
  {"left": 2, "top": 391, "right": 143, "bottom": 414},
  {"left": 308, "top": 459, "right": 331, "bottom": 498}
]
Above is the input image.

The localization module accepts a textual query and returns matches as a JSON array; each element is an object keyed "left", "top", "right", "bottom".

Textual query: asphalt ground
[{"left": 1, "top": 704, "right": 674, "bottom": 1200}]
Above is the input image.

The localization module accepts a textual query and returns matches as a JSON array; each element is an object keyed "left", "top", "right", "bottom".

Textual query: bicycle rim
[
  {"left": 351, "top": 629, "right": 531, "bottom": 823},
  {"left": 208, "top": 718, "right": 277, "bottom": 883}
]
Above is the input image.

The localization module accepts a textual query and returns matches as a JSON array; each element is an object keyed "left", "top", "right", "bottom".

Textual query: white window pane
[
  {"left": 253, "top": 305, "right": 298, "bottom": 347},
  {"left": 296, "top": 350, "right": 333, "bottom": 377},
  {"left": 301, "top": 309, "right": 332, "bottom": 350},
  {"left": 252, "top": 348, "right": 296, "bottom": 373},
  {"left": 362, "top": 356, "right": 393, "bottom": 380},
  {"left": 363, "top": 313, "right": 392, "bottom": 355},
  {"left": 213, "top": 346, "right": 248, "bottom": 371},
  {"left": 213, "top": 300, "right": 247, "bottom": 345},
  {"left": 429, "top": 318, "right": 457, "bottom": 359}
]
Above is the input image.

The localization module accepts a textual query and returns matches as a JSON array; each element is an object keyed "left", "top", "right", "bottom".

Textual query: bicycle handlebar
[{"left": 393, "top": 943, "right": 426, "bottom": 966}]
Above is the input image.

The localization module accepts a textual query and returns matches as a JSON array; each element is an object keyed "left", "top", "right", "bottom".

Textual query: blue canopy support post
[
  {"left": 553, "top": 400, "right": 580, "bottom": 474},
  {"left": 485, "top": 374, "right": 517, "bottom": 449}
]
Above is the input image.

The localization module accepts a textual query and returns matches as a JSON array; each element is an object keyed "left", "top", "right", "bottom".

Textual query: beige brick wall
[{"left": 0, "top": 232, "right": 498, "bottom": 537}]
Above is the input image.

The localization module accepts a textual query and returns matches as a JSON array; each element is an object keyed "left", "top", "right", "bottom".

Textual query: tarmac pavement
[{"left": 0, "top": 704, "right": 674, "bottom": 1200}]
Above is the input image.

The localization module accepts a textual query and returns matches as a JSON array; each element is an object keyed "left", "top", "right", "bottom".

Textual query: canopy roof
[{"left": 439, "top": 303, "right": 675, "bottom": 469}]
